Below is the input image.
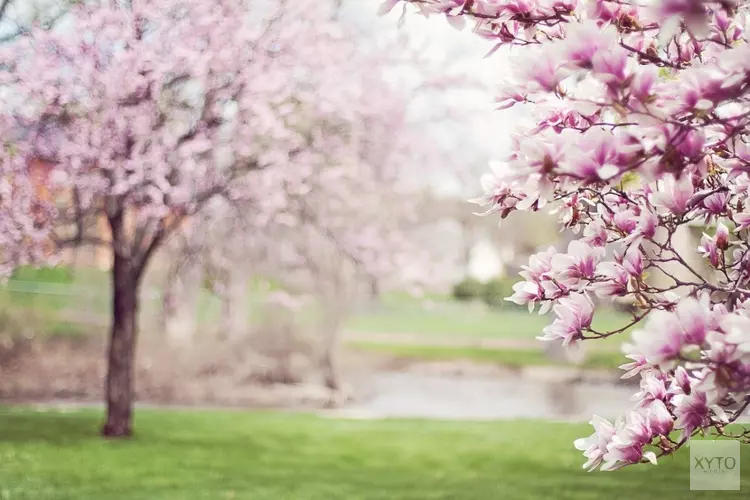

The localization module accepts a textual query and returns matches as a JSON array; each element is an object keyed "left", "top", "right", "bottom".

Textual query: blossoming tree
[
  {"left": 0, "top": 0, "right": 402, "bottom": 437},
  {"left": 156, "top": 34, "right": 452, "bottom": 392},
  {"left": 385, "top": 0, "right": 750, "bottom": 470}
]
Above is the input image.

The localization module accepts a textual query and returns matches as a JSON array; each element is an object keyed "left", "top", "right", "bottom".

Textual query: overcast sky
[{"left": 346, "top": 3, "right": 523, "bottom": 196}]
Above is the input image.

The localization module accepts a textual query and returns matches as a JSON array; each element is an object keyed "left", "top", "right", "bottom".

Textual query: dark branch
[
  {"left": 54, "top": 235, "right": 111, "bottom": 248},
  {"left": 0, "top": 0, "right": 13, "bottom": 21}
]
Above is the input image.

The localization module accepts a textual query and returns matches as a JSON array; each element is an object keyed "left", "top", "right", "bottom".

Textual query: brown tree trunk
[
  {"left": 368, "top": 277, "right": 380, "bottom": 304},
  {"left": 322, "top": 347, "right": 341, "bottom": 392},
  {"left": 160, "top": 264, "right": 178, "bottom": 334},
  {"left": 102, "top": 250, "right": 142, "bottom": 438},
  {"left": 221, "top": 270, "right": 249, "bottom": 339},
  {"left": 321, "top": 313, "right": 342, "bottom": 392},
  {"left": 101, "top": 207, "right": 148, "bottom": 438}
]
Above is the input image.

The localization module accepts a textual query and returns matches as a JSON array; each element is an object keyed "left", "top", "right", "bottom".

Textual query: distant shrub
[
  {"left": 482, "top": 277, "right": 517, "bottom": 309},
  {"left": 452, "top": 278, "right": 484, "bottom": 302}
]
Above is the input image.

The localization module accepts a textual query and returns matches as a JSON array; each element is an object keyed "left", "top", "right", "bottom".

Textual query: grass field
[
  {"left": 0, "top": 266, "right": 633, "bottom": 342},
  {"left": 345, "top": 298, "right": 631, "bottom": 341},
  {"left": 0, "top": 407, "right": 747, "bottom": 499},
  {"left": 0, "top": 266, "right": 632, "bottom": 373}
]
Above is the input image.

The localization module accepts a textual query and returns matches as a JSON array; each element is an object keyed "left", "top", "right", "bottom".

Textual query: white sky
[{"left": 351, "top": 4, "right": 523, "bottom": 197}]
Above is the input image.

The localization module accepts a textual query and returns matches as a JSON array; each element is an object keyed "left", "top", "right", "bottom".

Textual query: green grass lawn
[
  {"left": 346, "top": 299, "right": 632, "bottom": 342},
  {"left": 347, "top": 304, "right": 547, "bottom": 337},
  {"left": 0, "top": 407, "right": 747, "bottom": 499},
  {"left": 350, "top": 343, "right": 627, "bottom": 371}
]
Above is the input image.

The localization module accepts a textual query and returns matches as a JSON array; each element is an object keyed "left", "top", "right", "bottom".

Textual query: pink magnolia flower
[
  {"left": 592, "top": 46, "right": 630, "bottom": 86},
  {"left": 673, "top": 129, "right": 706, "bottom": 159},
  {"left": 646, "top": 399, "right": 674, "bottom": 436},
  {"left": 649, "top": 174, "right": 694, "bottom": 214},
  {"left": 675, "top": 296, "right": 712, "bottom": 345},
  {"left": 712, "top": 314, "right": 750, "bottom": 363},
  {"left": 624, "top": 207, "right": 662, "bottom": 245},
  {"left": 517, "top": 50, "right": 569, "bottom": 92},
  {"left": 593, "top": 262, "right": 630, "bottom": 298},
  {"left": 723, "top": 316, "right": 750, "bottom": 361},
  {"left": 621, "top": 246, "right": 643, "bottom": 277},
  {"left": 601, "top": 411, "right": 657, "bottom": 471},
  {"left": 701, "top": 192, "right": 728, "bottom": 218},
  {"left": 698, "top": 232, "right": 721, "bottom": 267},
  {"left": 715, "top": 222, "right": 730, "bottom": 250},
  {"left": 734, "top": 212, "right": 750, "bottom": 232},
  {"left": 636, "top": 208, "right": 658, "bottom": 238},
  {"left": 538, "top": 292, "right": 594, "bottom": 346},
  {"left": 673, "top": 366, "right": 693, "bottom": 395},
  {"left": 469, "top": 165, "right": 513, "bottom": 215},
  {"left": 631, "top": 310, "right": 684, "bottom": 368},
  {"left": 619, "top": 343, "right": 649, "bottom": 379},
  {"left": 613, "top": 209, "right": 638, "bottom": 234},
  {"left": 499, "top": 0, "right": 536, "bottom": 16},
  {"left": 551, "top": 240, "right": 606, "bottom": 285},
  {"left": 563, "top": 22, "right": 617, "bottom": 70},
  {"left": 632, "top": 372, "right": 668, "bottom": 409},
  {"left": 510, "top": 131, "right": 569, "bottom": 178},
  {"left": 530, "top": 108, "right": 594, "bottom": 135},
  {"left": 587, "top": 0, "right": 622, "bottom": 23},
  {"left": 704, "top": 330, "right": 738, "bottom": 364},
  {"left": 630, "top": 66, "right": 658, "bottom": 102},
  {"left": 514, "top": 174, "right": 551, "bottom": 211},
  {"left": 711, "top": 9, "right": 744, "bottom": 45},
  {"left": 729, "top": 172, "right": 750, "bottom": 198},
  {"left": 657, "top": 0, "right": 708, "bottom": 29},
  {"left": 473, "top": 0, "right": 509, "bottom": 16},
  {"left": 547, "top": 0, "right": 577, "bottom": 12},
  {"left": 582, "top": 221, "right": 608, "bottom": 247},
  {"left": 507, "top": 280, "right": 545, "bottom": 312},
  {"left": 729, "top": 247, "right": 750, "bottom": 283},
  {"left": 552, "top": 192, "right": 582, "bottom": 227},
  {"left": 561, "top": 129, "right": 631, "bottom": 182},
  {"left": 539, "top": 279, "right": 569, "bottom": 304},
  {"left": 713, "top": 8, "right": 732, "bottom": 31},
  {"left": 495, "top": 84, "right": 527, "bottom": 110},
  {"left": 673, "top": 390, "right": 711, "bottom": 440},
  {"left": 520, "top": 246, "right": 557, "bottom": 282},
  {"left": 469, "top": 163, "right": 534, "bottom": 218},
  {"left": 574, "top": 415, "right": 616, "bottom": 471}
]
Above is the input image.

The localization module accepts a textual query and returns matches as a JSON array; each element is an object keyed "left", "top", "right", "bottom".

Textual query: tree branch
[{"left": 0, "top": 0, "right": 13, "bottom": 21}]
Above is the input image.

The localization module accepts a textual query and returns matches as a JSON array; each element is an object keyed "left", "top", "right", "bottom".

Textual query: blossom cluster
[
  {"left": 386, "top": 0, "right": 750, "bottom": 468},
  {"left": 0, "top": 0, "right": 434, "bottom": 282}
]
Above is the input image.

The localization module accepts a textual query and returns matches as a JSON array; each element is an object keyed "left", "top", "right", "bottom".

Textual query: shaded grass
[
  {"left": 350, "top": 342, "right": 627, "bottom": 371},
  {"left": 0, "top": 407, "right": 748, "bottom": 499}
]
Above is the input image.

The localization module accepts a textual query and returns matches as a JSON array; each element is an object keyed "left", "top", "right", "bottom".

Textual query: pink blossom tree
[
  {"left": 0, "top": 135, "right": 57, "bottom": 276},
  {"left": 386, "top": 0, "right": 750, "bottom": 469},
  {"left": 0, "top": 0, "right": 403, "bottom": 437},
  {"left": 154, "top": 33, "right": 446, "bottom": 391}
]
